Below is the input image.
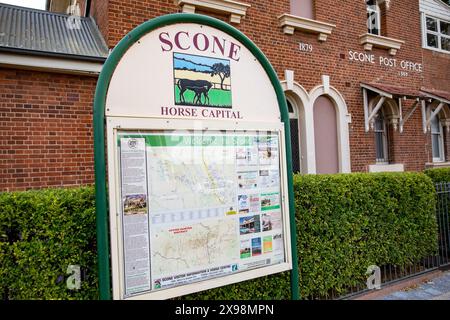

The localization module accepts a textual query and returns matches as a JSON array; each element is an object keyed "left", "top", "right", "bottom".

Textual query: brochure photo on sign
[{"left": 173, "top": 53, "right": 232, "bottom": 108}]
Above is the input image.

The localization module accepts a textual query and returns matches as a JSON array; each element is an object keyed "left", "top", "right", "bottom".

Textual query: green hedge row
[
  {"left": 424, "top": 167, "right": 450, "bottom": 184},
  {"left": 0, "top": 172, "right": 439, "bottom": 299},
  {"left": 0, "top": 187, "right": 98, "bottom": 300},
  {"left": 294, "top": 172, "right": 438, "bottom": 298}
]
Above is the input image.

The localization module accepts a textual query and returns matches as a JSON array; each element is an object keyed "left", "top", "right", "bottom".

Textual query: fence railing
[{"left": 312, "top": 182, "right": 450, "bottom": 300}]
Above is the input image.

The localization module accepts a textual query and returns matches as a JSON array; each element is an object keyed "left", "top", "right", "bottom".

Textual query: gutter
[
  {"left": 0, "top": 46, "right": 108, "bottom": 63},
  {"left": 0, "top": 50, "right": 105, "bottom": 76}
]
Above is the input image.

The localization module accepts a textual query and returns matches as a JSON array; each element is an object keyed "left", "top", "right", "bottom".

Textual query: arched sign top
[
  {"left": 106, "top": 22, "right": 279, "bottom": 121},
  {"left": 93, "top": 13, "right": 298, "bottom": 300},
  {"left": 95, "top": 13, "right": 289, "bottom": 122}
]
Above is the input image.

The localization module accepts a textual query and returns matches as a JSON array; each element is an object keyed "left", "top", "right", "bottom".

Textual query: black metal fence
[{"left": 321, "top": 182, "right": 450, "bottom": 300}]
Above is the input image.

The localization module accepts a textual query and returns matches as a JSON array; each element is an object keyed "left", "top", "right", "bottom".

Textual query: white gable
[{"left": 420, "top": 0, "right": 450, "bottom": 21}]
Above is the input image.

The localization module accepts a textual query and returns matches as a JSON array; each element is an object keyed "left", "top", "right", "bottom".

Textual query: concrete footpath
[{"left": 377, "top": 270, "right": 450, "bottom": 300}]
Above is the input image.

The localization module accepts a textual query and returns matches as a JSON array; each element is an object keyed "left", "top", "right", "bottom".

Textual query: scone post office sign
[{"left": 93, "top": 13, "right": 299, "bottom": 300}]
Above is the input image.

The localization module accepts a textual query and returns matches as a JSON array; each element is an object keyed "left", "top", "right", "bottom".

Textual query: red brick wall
[
  {"left": 2, "top": 0, "right": 449, "bottom": 191},
  {"left": 423, "top": 49, "right": 450, "bottom": 91},
  {"left": 90, "top": 0, "right": 109, "bottom": 44},
  {"left": 0, "top": 68, "right": 97, "bottom": 191}
]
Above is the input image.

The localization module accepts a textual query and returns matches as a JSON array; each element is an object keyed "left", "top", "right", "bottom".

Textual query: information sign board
[{"left": 93, "top": 14, "right": 298, "bottom": 300}]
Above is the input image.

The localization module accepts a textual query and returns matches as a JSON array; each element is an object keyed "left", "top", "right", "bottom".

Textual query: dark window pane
[
  {"left": 367, "top": 11, "right": 379, "bottom": 35},
  {"left": 375, "top": 132, "right": 385, "bottom": 160},
  {"left": 440, "top": 21, "right": 450, "bottom": 36},
  {"left": 427, "top": 33, "right": 438, "bottom": 48},
  {"left": 374, "top": 117, "right": 383, "bottom": 131},
  {"left": 290, "top": 119, "right": 300, "bottom": 173},
  {"left": 441, "top": 37, "right": 450, "bottom": 51},
  {"left": 426, "top": 17, "right": 437, "bottom": 31},
  {"left": 432, "top": 134, "right": 441, "bottom": 159},
  {"left": 370, "top": 27, "right": 379, "bottom": 35},
  {"left": 287, "top": 100, "right": 294, "bottom": 114},
  {"left": 366, "top": 0, "right": 376, "bottom": 6},
  {"left": 431, "top": 115, "right": 440, "bottom": 133}
]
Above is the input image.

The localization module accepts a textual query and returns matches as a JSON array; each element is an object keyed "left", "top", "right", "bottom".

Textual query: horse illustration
[
  {"left": 177, "top": 79, "right": 212, "bottom": 105},
  {"left": 193, "top": 85, "right": 211, "bottom": 105}
]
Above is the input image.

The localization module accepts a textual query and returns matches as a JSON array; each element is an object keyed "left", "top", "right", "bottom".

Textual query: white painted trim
[
  {"left": 285, "top": 69, "right": 294, "bottom": 90},
  {"left": 176, "top": 0, "right": 251, "bottom": 24},
  {"left": 368, "top": 163, "right": 404, "bottom": 172},
  {"left": 360, "top": 83, "right": 393, "bottom": 99},
  {"left": 278, "top": 13, "right": 336, "bottom": 41},
  {"left": 421, "top": 13, "right": 450, "bottom": 55},
  {"left": 0, "top": 52, "right": 103, "bottom": 75},
  {"left": 432, "top": 116, "right": 446, "bottom": 162},
  {"left": 322, "top": 75, "right": 330, "bottom": 94},
  {"left": 427, "top": 102, "right": 445, "bottom": 127},
  {"left": 420, "top": 0, "right": 450, "bottom": 21},
  {"left": 359, "top": 33, "right": 405, "bottom": 56},
  {"left": 425, "top": 161, "right": 450, "bottom": 168},
  {"left": 281, "top": 80, "right": 313, "bottom": 174},
  {"left": 368, "top": 96, "right": 386, "bottom": 124},
  {"left": 421, "top": 12, "right": 429, "bottom": 50},
  {"left": 309, "top": 85, "right": 352, "bottom": 173},
  {"left": 281, "top": 81, "right": 352, "bottom": 174},
  {"left": 422, "top": 100, "right": 428, "bottom": 133},
  {"left": 422, "top": 91, "right": 450, "bottom": 105}
]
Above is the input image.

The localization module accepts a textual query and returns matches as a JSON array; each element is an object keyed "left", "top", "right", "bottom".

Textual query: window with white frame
[
  {"left": 431, "top": 113, "right": 445, "bottom": 162},
  {"left": 366, "top": 0, "right": 381, "bottom": 35},
  {"left": 374, "top": 110, "right": 389, "bottom": 163},
  {"left": 424, "top": 15, "right": 450, "bottom": 52}
]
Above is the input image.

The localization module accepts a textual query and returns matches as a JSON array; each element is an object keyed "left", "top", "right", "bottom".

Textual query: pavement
[{"left": 379, "top": 270, "right": 450, "bottom": 300}]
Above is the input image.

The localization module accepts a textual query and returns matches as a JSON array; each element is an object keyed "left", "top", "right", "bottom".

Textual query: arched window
[
  {"left": 374, "top": 109, "right": 389, "bottom": 163},
  {"left": 366, "top": 0, "right": 380, "bottom": 35},
  {"left": 313, "top": 96, "right": 339, "bottom": 174},
  {"left": 287, "top": 98, "right": 301, "bottom": 173},
  {"left": 431, "top": 113, "right": 445, "bottom": 162}
]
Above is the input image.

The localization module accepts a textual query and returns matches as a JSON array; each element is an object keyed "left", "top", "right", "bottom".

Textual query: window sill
[
  {"left": 359, "top": 33, "right": 405, "bottom": 56},
  {"left": 368, "top": 163, "right": 404, "bottom": 173},
  {"left": 425, "top": 162, "right": 450, "bottom": 169},
  {"left": 423, "top": 45, "right": 450, "bottom": 55},
  {"left": 278, "top": 14, "right": 336, "bottom": 42},
  {"left": 176, "top": 0, "right": 251, "bottom": 24}
]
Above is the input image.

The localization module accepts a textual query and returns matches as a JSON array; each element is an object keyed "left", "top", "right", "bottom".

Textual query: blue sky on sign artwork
[{"left": 174, "top": 53, "right": 229, "bottom": 72}]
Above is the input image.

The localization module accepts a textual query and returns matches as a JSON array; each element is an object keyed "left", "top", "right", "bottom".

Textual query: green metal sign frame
[{"left": 93, "top": 13, "right": 299, "bottom": 300}]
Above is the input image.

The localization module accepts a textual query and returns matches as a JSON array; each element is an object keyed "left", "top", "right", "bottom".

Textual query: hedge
[
  {"left": 0, "top": 172, "right": 439, "bottom": 299},
  {"left": 0, "top": 187, "right": 98, "bottom": 300},
  {"left": 424, "top": 167, "right": 450, "bottom": 184},
  {"left": 294, "top": 172, "right": 438, "bottom": 298}
]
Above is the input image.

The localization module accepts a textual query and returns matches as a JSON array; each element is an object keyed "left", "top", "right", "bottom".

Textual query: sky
[
  {"left": 174, "top": 53, "right": 228, "bottom": 72},
  {"left": 0, "top": 0, "right": 47, "bottom": 10}
]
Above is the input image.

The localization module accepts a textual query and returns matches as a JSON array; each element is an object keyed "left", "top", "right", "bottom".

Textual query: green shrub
[
  {"left": 0, "top": 187, "right": 98, "bottom": 300},
  {"left": 0, "top": 172, "right": 439, "bottom": 299},
  {"left": 424, "top": 167, "right": 450, "bottom": 184},
  {"left": 294, "top": 172, "right": 438, "bottom": 298}
]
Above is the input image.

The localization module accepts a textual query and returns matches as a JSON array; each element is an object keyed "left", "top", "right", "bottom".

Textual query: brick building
[{"left": 1, "top": 0, "right": 450, "bottom": 191}]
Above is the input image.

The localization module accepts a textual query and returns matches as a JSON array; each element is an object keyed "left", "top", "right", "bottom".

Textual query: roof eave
[{"left": 0, "top": 46, "right": 108, "bottom": 62}]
